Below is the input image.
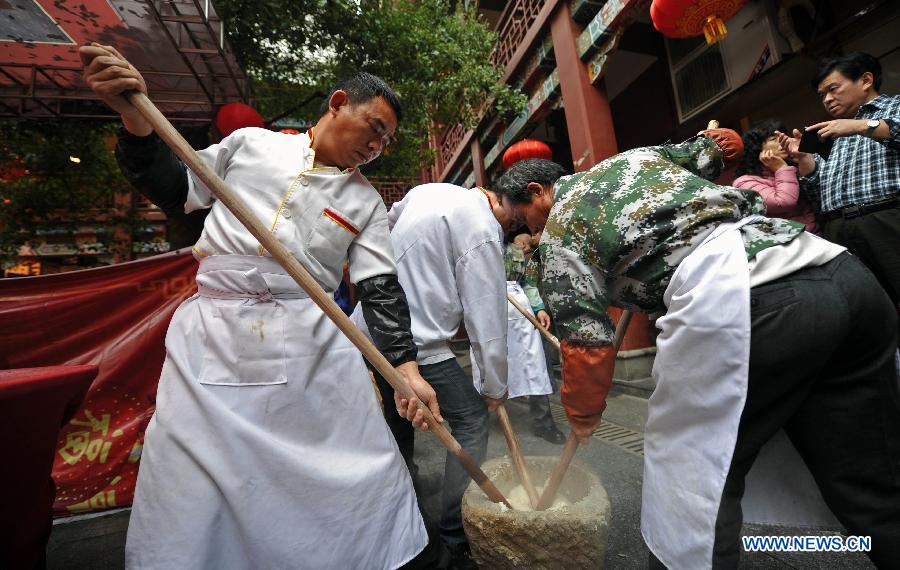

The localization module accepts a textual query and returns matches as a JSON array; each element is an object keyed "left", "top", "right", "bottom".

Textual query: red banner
[{"left": 0, "top": 249, "right": 198, "bottom": 516}]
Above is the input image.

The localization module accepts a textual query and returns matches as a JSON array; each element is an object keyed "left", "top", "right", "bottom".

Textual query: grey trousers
[{"left": 419, "top": 357, "right": 489, "bottom": 548}]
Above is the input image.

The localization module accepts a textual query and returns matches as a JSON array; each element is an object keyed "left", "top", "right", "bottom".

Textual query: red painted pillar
[
  {"left": 550, "top": 2, "right": 618, "bottom": 171},
  {"left": 551, "top": 2, "right": 653, "bottom": 350}
]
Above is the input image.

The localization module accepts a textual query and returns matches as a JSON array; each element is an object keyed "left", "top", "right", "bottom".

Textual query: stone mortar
[{"left": 462, "top": 456, "right": 610, "bottom": 569}]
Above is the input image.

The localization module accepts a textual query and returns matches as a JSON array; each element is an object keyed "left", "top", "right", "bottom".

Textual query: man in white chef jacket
[
  {"left": 81, "top": 43, "right": 442, "bottom": 569},
  {"left": 356, "top": 182, "right": 515, "bottom": 567},
  {"left": 470, "top": 234, "right": 565, "bottom": 443},
  {"left": 492, "top": 138, "right": 900, "bottom": 569}
]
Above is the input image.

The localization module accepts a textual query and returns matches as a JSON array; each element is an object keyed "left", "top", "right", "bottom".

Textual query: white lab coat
[
  {"left": 471, "top": 282, "right": 551, "bottom": 398},
  {"left": 381, "top": 183, "right": 508, "bottom": 398},
  {"left": 125, "top": 129, "right": 426, "bottom": 569},
  {"left": 642, "top": 216, "right": 837, "bottom": 569}
]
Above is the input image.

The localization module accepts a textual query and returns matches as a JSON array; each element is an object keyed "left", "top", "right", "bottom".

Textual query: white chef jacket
[
  {"left": 386, "top": 183, "right": 508, "bottom": 398},
  {"left": 187, "top": 127, "right": 395, "bottom": 290},
  {"left": 125, "top": 127, "right": 426, "bottom": 569}
]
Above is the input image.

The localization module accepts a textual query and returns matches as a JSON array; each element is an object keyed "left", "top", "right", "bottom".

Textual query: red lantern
[
  {"left": 215, "top": 102, "right": 265, "bottom": 137},
  {"left": 502, "top": 139, "right": 553, "bottom": 170},
  {"left": 650, "top": 0, "right": 746, "bottom": 45}
]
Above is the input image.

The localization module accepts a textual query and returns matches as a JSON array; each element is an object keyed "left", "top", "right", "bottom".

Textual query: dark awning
[{"left": 0, "top": 0, "right": 250, "bottom": 122}]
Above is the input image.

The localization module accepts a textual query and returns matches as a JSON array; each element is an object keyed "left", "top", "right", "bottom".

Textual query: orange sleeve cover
[
  {"left": 560, "top": 341, "right": 617, "bottom": 432},
  {"left": 699, "top": 127, "right": 744, "bottom": 163}
]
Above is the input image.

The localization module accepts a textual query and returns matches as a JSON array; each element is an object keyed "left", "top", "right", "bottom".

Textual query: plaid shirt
[{"left": 800, "top": 94, "right": 900, "bottom": 213}]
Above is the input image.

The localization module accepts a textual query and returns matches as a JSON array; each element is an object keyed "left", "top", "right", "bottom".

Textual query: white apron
[
  {"left": 642, "top": 217, "right": 835, "bottom": 569},
  {"left": 470, "top": 282, "right": 551, "bottom": 398},
  {"left": 126, "top": 255, "right": 426, "bottom": 569}
]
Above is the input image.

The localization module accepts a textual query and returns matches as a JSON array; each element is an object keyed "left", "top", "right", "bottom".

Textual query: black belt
[{"left": 820, "top": 196, "right": 899, "bottom": 221}]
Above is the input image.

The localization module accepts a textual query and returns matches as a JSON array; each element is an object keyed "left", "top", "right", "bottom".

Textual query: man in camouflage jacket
[{"left": 494, "top": 131, "right": 900, "bottom": 568}]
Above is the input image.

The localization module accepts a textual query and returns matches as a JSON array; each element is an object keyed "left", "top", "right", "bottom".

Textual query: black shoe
[
  {"left": 533, "top": 424, "right": 567, "bottom": 444},
  {"left": 447, "top": 543, "right": 478, "bottom": 570}
]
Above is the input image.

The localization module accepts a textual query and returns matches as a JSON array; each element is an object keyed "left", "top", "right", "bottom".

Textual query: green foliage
[
  {"left": 0, "top": 120, "right": 129, "bottom": 258},
  {"left": 216, "top": 0, "right": 526, "bottom": 177}
]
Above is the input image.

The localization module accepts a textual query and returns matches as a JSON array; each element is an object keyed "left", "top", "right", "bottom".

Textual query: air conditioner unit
[{"left": 666, "top": 1, "right": 791, "bottom": 122}]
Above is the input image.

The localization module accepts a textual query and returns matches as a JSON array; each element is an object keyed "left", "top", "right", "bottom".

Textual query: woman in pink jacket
[{"left": 734, "top": 120, "right": 819, "bottom": 233}]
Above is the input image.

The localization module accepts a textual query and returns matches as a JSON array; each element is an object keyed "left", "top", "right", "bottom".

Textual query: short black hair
[
  {"left": 318, "top": 72, "right": 403, "bottom": 122},
  {"left": 813, "top": 52, "right": 882, "bottom": 91},
  {"left": 495, "top": 159, "right": 568, "bottom": 204},
  {"left": 735, "top": 119, "right": 786, "bottom": 178}
]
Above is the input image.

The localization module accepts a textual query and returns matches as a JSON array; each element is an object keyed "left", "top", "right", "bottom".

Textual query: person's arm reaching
[
  {"left": 350, "top": 204, "right": 442, "bottom": 429},
  {"left": 79, "top": 43, "right": 151, "bottom": 136},
  {"left": 80, "top": 42, "right": 193, "bottom": 212},
  {"left": 523, "top": 257, "right": 546, "bottom": 313},
  {"left": 734, "top": 168, "right": 801, "bottom": 217},
  {"left": 540, "top": 242, "right": 617, "bottom": 444},
  {"left": 357, "top": 274, "right": 443, "bottom": 430},
  {"left": 357, "top": 275, "right": 417, "bottom": 367},
  {"left": 806, "top": 116, "right": 900, "bottom": 150},
  {"left": 457, "top": 240, "right": 508, "bottom": 408},
  {"left": 116, "top": 130, "right": 189, "bottom": 212},
  {"left": 774, "top": 128, "right": 823, "bottom": 208},
  {"left": 648, "top": 134, "right": 726, "bottom": 180}
]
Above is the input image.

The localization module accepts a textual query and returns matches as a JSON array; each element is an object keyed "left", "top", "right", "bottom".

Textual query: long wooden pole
[
  {"left": 501, "top": 293, "right": 557, "bottom": 508},
  {"left": 126, "top": 92, "right": 512, "bottom": 508},
  {"left": 506, "top": 292, "right": 559, "bottom": 349},
  {"left": 534, "top": 431, "right": 579, "bottom": 510},
  {"left": 496, "top": 404, "right": 539, "bottom": 509},
  {"left": 535, "top": 309, "right": 633, "bottom": 510},
  {"left": 612, "top": 310, "right": 633, "bottom": 352}
]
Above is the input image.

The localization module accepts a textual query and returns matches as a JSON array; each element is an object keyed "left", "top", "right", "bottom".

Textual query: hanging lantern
[
  {"left": 215, "top": 102, "right": 265, "bottom": 137},
  {"left": 502, "top": 139, "right": 553, "bottom": 170},
  {"left": 650, "top": 0, "right": 747, "bottom": 45}
]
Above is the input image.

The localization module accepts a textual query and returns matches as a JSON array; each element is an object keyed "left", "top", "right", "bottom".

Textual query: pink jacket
[{"left": 733, "top": 166, "right": 819, "bottom": 234}]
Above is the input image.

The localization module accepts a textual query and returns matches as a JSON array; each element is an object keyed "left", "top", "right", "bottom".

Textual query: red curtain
[
  {"left": 0, "top": 365, "right": 97, "bottom": 566},
  {"left": 0, "top": 249, "right": 198, "bottom": 516}
]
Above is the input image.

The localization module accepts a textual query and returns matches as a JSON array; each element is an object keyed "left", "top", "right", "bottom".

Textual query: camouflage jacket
[
  {"left": 538, "top": 136, "right": 804, "bottom": 346},
  {"left": 506, "top": 243, "right": 546, "bottom": 312}
]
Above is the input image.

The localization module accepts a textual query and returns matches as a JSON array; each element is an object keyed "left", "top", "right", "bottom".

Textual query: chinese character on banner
[
  {"left": 51, "top": 377, "right": 156, "bottom": 513},
  {"left": 58, "top": 410, "right": 123, "bottom": 466},
  {"left": 0, "top": 248, "right": 199, "bottom": 517}
]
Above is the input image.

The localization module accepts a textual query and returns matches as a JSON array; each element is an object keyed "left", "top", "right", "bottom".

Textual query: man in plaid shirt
[{"left": 778, "top": 52, "right": 900, "bottom": 303}]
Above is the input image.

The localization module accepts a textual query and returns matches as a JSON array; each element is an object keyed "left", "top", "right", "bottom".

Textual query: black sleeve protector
[
  {"left": 115, "top": 127, "right": 189, "bottom": 212},
  {"left": 356, "top": 274, "right": 418, "bottom": 367}
]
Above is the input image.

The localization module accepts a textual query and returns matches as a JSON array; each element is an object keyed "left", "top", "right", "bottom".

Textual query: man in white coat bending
[
  {"left": 494, "top": 136, "right": 900, "bottom": 569},
  {"left": 81, "top": 43, "right": 440, "bottom": 569},
  {"left": 357, "top": 182, "right": 513, "bottom": 566}
]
